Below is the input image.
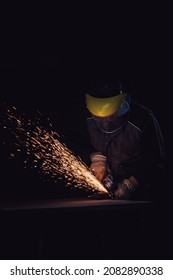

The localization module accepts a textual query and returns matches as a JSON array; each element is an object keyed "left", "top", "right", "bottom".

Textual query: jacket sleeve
[{"left": 130, "top": 112, "right": 166, "bottom": 199}]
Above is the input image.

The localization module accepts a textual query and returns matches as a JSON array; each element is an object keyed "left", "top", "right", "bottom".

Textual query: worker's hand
[
  {"left": 90, "top": 152, "right": 107, "bottom": 182},
  {"left": 114, "top": 177, "right": 138, "bottom": 199}
]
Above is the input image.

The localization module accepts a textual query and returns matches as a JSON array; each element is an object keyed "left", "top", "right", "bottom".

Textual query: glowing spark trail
[{"left": 1, "top": 107, "right": 108, "bottom": 194}]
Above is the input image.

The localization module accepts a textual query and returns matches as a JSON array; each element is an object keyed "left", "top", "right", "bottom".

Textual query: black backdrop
[
  {"left": 0, "top": 4, "right": 172, "bottom": 201},
  {"left": 0, "top": 4, "right": 172, "bottom": 260}
]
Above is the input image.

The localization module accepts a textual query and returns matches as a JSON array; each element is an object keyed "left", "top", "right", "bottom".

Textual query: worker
[{"left": 85, "top": 79, "right": 165, "bottom": 200}]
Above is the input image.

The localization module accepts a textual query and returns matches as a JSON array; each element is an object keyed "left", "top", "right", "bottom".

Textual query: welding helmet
[
  {"left": 86, "top": 79, "right": 127, "bottom": 117},
  {"left": 86, "top": 79, "right": 130, "bottom": 132}
]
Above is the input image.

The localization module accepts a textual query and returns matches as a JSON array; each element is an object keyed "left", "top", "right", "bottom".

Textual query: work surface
[
  {"left": 0, "top": 198, "right": 168, "bottom": 260},
  {"left": 0, "top": 198, "right": 154, "bottom": 212}
]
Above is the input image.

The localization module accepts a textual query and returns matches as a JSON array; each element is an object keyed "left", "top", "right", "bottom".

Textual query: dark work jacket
[{"left": 87, "top": 99, "right": 166, "bottom": 200}]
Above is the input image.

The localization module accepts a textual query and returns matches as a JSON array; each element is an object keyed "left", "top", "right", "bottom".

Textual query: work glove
[
  {"left": 114, "top": 176, "right": 139, "bottom": 200},
  {"left": 90, "top": 152, "right": 107, "bottom": 182}
]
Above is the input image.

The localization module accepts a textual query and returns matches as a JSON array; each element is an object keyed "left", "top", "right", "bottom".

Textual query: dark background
[
  {"left": 0, "top": 4, "right": 171, "bottom": 201},
  {"left": 0, "top": 4, "right": 172, "bottom": 260}
]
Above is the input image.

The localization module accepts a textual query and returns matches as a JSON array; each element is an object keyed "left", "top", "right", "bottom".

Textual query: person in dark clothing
[{"left": 85, "top": 79, "right": 166, "bottom": 200}]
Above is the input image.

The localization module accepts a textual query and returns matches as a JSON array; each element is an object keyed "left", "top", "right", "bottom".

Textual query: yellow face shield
[{"left": 86, "top": 93, "right": 127, "bottom": 117}]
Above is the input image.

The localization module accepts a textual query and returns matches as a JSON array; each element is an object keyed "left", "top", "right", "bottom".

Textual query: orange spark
[{"left": 2, "top": 107, "right": 108, "bottom": 194}]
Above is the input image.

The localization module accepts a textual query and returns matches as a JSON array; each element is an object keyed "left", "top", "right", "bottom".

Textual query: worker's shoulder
[
  {"left": 131, "top": 100, "right": 154, "bottom": 115},
  {"left": 129, "top": 101, "right": 155, "bottom": 131}
]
